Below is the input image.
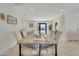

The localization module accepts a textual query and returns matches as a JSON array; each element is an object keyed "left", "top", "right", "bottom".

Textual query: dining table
[{"left": 17, "top": 31, "right": 62, "bottom": 56}]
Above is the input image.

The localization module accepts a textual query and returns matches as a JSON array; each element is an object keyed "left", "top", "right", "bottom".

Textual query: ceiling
[
  {"left": 1, "top": 3, "right": 79, "bottom": 21},
  {"left": 13, "top": 3, "right": 79, "bottom": 21}
]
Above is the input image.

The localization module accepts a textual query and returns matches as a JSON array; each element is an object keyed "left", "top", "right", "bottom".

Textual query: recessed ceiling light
[
  {"left": 60, "top": 8, "right": 64, "bottom": 12},
  {"left": 30, "top": 8, "right": 34, "bottom": 12}
]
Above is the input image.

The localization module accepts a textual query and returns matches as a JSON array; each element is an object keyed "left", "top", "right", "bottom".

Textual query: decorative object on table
[
  {"left": 0, "top": 13, "right": 5, "bottom": 20},
  {"left": 7, "top": 15, "right": 17, "bottom": 24},
  {"left": 27, "top": 30, "right": 34, "bottom": 36},
  {"left": 34, "top": 34, "right": 41, "bottom": 38},
  {"left": 29, "top": 23, "right": 33, "bottom": 28}
]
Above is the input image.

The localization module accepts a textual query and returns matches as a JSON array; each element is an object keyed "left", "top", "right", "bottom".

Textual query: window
[{"left": 38, "top": 23, "right": 47, "bottom": 35}]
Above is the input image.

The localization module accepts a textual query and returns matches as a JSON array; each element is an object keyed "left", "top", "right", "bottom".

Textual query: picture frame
[{"left": 7, "top": 15, "right": 17, "bottom": 24}]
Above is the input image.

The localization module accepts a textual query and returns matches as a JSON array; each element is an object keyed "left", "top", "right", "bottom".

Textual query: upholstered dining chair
[
  {"left": 20, "top": 29, "right": 39, "bottom": 56},
  {"left": 39, "top": 32, "right": 56, "bottom": 56},
  {"left": 14, "top": 29, "right": 38, "bottom": 56}
]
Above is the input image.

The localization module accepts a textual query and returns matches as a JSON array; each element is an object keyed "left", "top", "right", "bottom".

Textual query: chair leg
[
  {"left": 55, "top": 44, "right": 57, "bottom": 56},
  {"left": 19, "top": 44, "right": 21, "bottom": 56},
  {"left": 30, "top": 49, "right": 31, "bottom": 56},
  {"left": 39, "top": 44, "right": 41, "bottom": 56}
]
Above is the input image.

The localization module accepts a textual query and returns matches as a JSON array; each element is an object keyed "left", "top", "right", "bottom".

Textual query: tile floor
[{"left": 1, "top": 34, "right": 79, "bottom": 56}]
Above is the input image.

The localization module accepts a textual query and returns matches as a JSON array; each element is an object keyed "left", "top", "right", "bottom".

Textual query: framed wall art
[{"left": 7, "top": 15, "right": 17, "bottom": 24}]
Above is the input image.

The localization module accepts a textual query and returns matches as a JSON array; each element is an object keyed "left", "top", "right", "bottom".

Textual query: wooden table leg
[
  {"left": 39, "top": 44, "right": 41, "bottom": 56},
  {"left": 19, "top": 44, "right": 21, "bottom": 56},
  {"left": 55, "top": 44, "right": 57, "bottom": 56}
]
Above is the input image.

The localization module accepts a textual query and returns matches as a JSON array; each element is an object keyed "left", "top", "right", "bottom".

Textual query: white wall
[
  {"left": 64, "top": 9, "right": 79, "bottom": 41},
  {"left": 65, "top": 10, "right": 79, "bottom": 32},
  {"left": 0, "top": 4, "right": 21, "bottom": 54}
]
